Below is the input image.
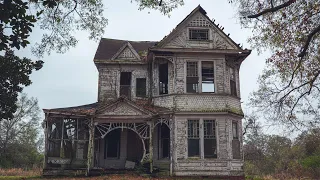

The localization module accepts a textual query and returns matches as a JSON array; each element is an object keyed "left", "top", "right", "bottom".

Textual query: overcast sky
[{"left": 17, "top": 0, "right": 269, "bottom": 122}]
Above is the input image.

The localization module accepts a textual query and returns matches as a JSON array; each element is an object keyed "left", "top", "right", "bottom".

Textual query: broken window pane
[
  {"left": 186, "top": 62, "right": 199, "bottom": 93},
  {"left": 159, "top": 63, "right": 168, "bottom": 94},
  {"left": 232, "top": 122, "right": 238, "bottom": 139},
  {"left": 49, "top": 119, "right": 62, "bottom": 139},
  {"left": 120, "top": 72, "right": 131, "bottom": 98},
  {"left": 188, "top": 120, "right": 200, "bottom": 157},
  {"left": 136, "top": 78, "right": 146, "bottom": 97},
  {"left": 204, "top": 120, "right": 217, "bottom": 158},
  {"left": 189, "top": 29, "right": 209, "bottom": 40},
  {"left": 202, "top": 61, "right": 214, "bottom": 92},
  {"left": 230, "top": 67, "right": 237, "bottom": 96}
]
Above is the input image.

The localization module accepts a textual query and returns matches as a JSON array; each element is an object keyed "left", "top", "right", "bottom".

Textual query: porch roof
[
  {"left": 43, "top": 102, "right": 99, "bottom": 115},
  {"left": 43, "top": 98, "right": 169, "bottom": 116}
]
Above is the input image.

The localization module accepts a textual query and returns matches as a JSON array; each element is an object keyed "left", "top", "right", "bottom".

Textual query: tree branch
[
  {"left": 298, "top": 24, "right": 320, "bottom": 58},
  {"left": 247, "top": 0, "right": 295, "bottom": 18}
]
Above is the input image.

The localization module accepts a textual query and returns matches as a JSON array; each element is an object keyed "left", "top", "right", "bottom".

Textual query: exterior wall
[
  {"left": 98, "top": 64, "right": 149, "bottom": 102},
  {"left": 153, "top": 94, "right": 241, "bottom": 113},
  {"left": 172, "top": 114, "right": 243, "bottom": 176}
]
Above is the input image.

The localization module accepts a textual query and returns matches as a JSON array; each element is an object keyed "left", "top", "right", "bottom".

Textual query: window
[
  {"left": 186, "top": 61, "right": 215, "bottom": 93},
  {"left": 189, "top": 29, "right": 209, "bottom": 40},
  {"left": 204, "top": 120, "right": 217, "bottom": 158},
  {"left": 186, "top": 62, "right": 199, "bottom": 93},
  {"left": 104, "top": 129, "right": 121, "bottom": 158},
  {"left": 232, "top": 121, "right": 241, "bottom": 159},
  {"left": 202, "top": 61, "right": 215, "bottom": 92},
  {"left": 188, "top": 120, "right": 200, "bottom": 157},
  {"left": 232, "top": 122, "right": 238, "bottom": 139},
  {"left": 136, "top": 78, "right": 146, "bottom": 97},
  {"left": 159, "top": 63, "right": 168, "bottom": 94},
  {"left": 230, "top": 67, "right": 237, "bottom": 96},
  {"left": 120, "top": 72, "right": 131, "bottom": 98}
]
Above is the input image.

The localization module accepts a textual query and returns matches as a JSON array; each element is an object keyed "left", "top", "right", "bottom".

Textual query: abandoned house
[{"left": 42, "top": 5, "right": 251, "bottom": 178}]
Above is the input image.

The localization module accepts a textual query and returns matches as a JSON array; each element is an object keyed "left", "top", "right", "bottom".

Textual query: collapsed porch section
[{"left": 42, "top": 98, "right": 172, "bottom": 175}]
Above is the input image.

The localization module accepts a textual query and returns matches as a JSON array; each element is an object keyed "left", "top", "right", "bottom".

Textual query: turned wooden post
[
  {"left": 86, "top": 118, "right": 95, "bottom": 176},
  {"left": 148, "top": 121, "right": 154, "bottom": 173}
]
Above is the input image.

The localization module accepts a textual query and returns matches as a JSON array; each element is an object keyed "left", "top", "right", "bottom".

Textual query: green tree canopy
[
  {"left": 230, "top": 0, "right": 320, "bottom": 130},
  {"left": 0, "top": 51, "right": 43, "bottom": 121}
]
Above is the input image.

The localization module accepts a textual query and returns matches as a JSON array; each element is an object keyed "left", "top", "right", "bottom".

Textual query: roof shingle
[{"left": 94, "top": 38, "right": 157, "bottom": 60}]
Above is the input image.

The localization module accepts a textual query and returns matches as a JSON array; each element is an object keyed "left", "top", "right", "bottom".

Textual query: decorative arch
[
  {"left": 154, "top": 118, "right": 171, "bottom": 130},
  {"left": 95, "top": 122, "right": 150, "bottom": 162}
]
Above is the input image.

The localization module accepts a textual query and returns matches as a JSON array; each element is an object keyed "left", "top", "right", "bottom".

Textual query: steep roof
[
  {"left": 94, "top": 38, "right": 157, "bottom": 60},
  {"left": 155, "top": 5, "right": 243, "bottom": 50}
]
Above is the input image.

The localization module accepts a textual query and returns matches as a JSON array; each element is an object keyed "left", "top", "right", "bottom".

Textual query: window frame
[
  {"left": 186, "top": 62, "right": 199, "bottom": 93},
  {"left": 203, "top": 120, "right": 217, "bottom": 158},
  {"left": 187, "top": 119, "right": 218, "bottom": 159},
  {"left": 232, "top": 121, "right": 239, "bottom": 140},
  {"left": 229, "top": 66, "right": 237, "bottom": 96},
  {"left": 185, "top": 61, "right": 215, "bottom": 93},
  {"left": 189, "top": 29, "right": 209, "bottom": 41},
  {"left": 187, "top": 120, "right": 200, "bottom": 157},
  {"left": 136, "top": 78, "right": 147, "bottom": 97}
]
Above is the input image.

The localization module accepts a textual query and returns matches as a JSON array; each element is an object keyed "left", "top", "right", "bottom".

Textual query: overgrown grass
[{"left": 0, "top": 168, "right": 42, "bottom": 176}]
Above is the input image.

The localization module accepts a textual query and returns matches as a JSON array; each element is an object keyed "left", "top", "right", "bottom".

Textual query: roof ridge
[{"left": 101, "top": 37, "right": 157, "bottom": 43}]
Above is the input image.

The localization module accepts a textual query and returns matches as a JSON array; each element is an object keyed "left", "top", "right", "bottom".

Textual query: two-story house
[{"left": 42, "top": 5, "right": 251, "bottom": 179}]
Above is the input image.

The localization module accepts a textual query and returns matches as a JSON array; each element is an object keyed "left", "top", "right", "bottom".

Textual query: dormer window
[{"left": 189, "top": 29, "right": 209, "bottom": 40}]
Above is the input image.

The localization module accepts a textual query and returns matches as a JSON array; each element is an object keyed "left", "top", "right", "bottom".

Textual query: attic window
[{"left": 189, "top": 29, "right": 209, "bottom": 40}]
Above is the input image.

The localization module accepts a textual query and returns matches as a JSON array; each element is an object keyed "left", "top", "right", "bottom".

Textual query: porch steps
[{"left": 154, "top": 161, "right": 170, "bottom": 170}]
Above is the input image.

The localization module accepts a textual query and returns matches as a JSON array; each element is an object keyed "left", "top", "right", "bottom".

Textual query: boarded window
[
  {"left": 189, "top": 29, "right": 209, "bottom": 40},
  {"left": 136, "top": 78, "right": 146, "bottom": 97},
  {"left": 120, "top": 72, "right": 131, "bottom": 98},
  {"left": 230, "top": 67, "right": 237, "bottom": 96},
  {"left": 159, "top": 63, "right": 168, "bottom": 94},
  {"left": 186, "top": 62, "right": 199, "bottom": 93},
  {"left": 188, "top": 120, "right": 200, "bottom": 157},
  {"left": 104, "top": 129, "right": 121, "bottom": 158},
  {"left": 202, "top": 61, "right": 214, "bottom": 92},
  {"left": 204, "top": 120, "right": 217, "bottom": 158}
]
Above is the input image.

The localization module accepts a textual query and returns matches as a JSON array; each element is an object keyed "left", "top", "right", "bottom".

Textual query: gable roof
[
  {"left": 94, "top": 38, "right": 157, "bottom": 60},
  {"left": 111, "top": 42, "right": 141, "bottom": 60},
  {"left": 155, "top": 5, "right": 242, "bottom": 50}
]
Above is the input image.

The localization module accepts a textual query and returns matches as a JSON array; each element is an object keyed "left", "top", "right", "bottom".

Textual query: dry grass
[{"left": 0, "top": 168, "right": 42, "bottom": 177}]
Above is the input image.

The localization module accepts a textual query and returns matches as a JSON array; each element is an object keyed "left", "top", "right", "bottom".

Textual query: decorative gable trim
[
  {"left": 96, "top": 97, "right": 153, "bottom": 116},
  {"left": 155, "top": 5, "right": 241, "bottom": 50},
  {"left": 111, "top": 42, "right": 141, "bottom": 60}
]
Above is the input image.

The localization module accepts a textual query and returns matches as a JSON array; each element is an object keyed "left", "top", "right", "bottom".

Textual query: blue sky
[{"left": 17, "top": 0, "right": 268, "bottom": 120}]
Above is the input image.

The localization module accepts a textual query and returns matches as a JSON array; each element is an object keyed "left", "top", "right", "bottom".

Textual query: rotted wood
[
  {"left": 43, "top": 113, "right": 49, "bottom": 169},
  {"left": 148, "top": 121, "right": 154, "bottom": 173},
  {"left": 86, "top": 118, "right": 95, "bottom": 176}
]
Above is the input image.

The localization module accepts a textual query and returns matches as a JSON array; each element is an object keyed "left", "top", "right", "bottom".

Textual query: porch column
[
  {"left": 43, "top": 113, "right": 49, "bottom": 169},
  {"left": 86, "top": 118, "right": 95, "bottom": 176},
  {"left": 148, "top": 121, "right": 154, "bottom": 173}
]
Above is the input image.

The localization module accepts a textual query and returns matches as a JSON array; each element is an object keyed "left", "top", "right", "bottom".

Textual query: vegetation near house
[
  {"left": 0, "top": 94, "right": 43, "bottom": 169},
  {"left": 1, "top": 0, "right": 320, "bottom": 179}
]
